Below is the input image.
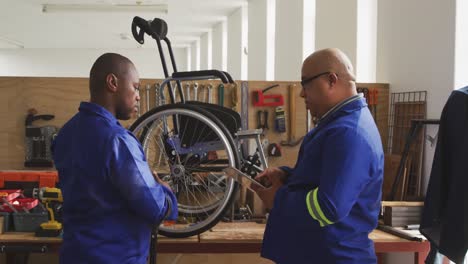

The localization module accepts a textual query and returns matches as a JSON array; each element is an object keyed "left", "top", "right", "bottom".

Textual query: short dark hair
[{"left": 89, "top": 53, "right": 133, "bottom": 97}]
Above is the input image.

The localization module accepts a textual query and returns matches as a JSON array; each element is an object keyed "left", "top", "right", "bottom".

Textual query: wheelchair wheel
[{"left": 129, "top": 103, "right": 240, "bottom": 238}]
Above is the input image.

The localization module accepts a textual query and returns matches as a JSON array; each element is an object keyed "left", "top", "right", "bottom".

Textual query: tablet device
[{"left": 222, "top": 166, "right": 266, "bottom": 191}]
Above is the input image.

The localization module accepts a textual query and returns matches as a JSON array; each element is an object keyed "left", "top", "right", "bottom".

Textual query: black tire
[{"left": 129, "top": 103, "right": 240, "bottom": 238}]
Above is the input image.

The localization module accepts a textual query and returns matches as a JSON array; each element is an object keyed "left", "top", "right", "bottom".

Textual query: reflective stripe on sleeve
[{"left": 306, "top": 188, "right": 334, "bottom": 227}]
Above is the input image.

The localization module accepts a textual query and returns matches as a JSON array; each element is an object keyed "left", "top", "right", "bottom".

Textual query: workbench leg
[
  {"left": 6, "top": 253, "right": 29, "bottom": 264},
  {"left": 376, "top": 253, "right": 384, "bottom": 264},
  {"left": 415, "top": 250, "right": 429, "bottom": 264}
]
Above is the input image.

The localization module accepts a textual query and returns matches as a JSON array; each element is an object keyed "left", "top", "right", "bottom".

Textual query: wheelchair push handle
[
  {"left": 222, "top": 71, "right": 234, "bottom": 83},
  {"left": 132, "top": 16, "right": 168, "bottom": 44},
  {"left": 132, "top": 16, "right": 149, "bottom": 44}
]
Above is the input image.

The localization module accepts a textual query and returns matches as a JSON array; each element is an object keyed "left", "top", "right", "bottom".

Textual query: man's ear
[
  {"left": 328, "top": 73, "right": 338, "bottom": 86},
  {"left": 106, "top": 73, "right": 118, "bottom": 93}
]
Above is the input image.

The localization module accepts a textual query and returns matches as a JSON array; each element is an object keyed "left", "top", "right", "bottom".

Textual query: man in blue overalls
[
  {"left": 53, "top": 53, "right": 177, "bottom": 263},
  {"left": 253, "top": 48, "right": 384, "bottom": 264}
]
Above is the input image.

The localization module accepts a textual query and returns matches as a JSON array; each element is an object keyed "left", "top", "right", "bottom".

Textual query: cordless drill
[{"left": 33, "top": 187, "right": 63, "bottom": 237}]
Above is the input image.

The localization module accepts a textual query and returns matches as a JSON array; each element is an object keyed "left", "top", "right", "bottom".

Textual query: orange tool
[{"left": 369, "top": 89, "right": 378, "bottom": 121}]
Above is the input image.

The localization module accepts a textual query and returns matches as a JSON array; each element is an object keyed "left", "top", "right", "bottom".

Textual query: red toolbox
[
  {"left": 0, "top": 189, "right": 22, "bottom": 202},
  {"left": 0, "top": 171, "right": 58, "bottom": 189},
  {"left": 0, "top": 198, "right": 39, "bottom": 213}
]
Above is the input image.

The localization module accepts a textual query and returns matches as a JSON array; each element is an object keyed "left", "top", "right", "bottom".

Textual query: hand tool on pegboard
[
  {"left": 171, "top": 85, "right": 177, "bottom": 102},
  {"left": 145, "top": 84, "right": 151, "bottom": 112},
  {"left": 357, "top": 87, "right": 369, "bottom": 102},
  {"left": 231, "top": 82, "right": 238, "bottom": 110},
  {"left": 218, "top": 84, "right": 224, "bottom": 106},
  {"left": 207, "top": 84, "right": 213, "bottom": 104},
  {"left": 137, "top": 88, "right": 141, "bottom": 117},
  {"left": 274, "top": 106, "right": 286, "bottom": 133},
  {"left": 257, "top": 110, "right": 269, "bottom": 136},
  {"left": 281, "top": 84, "right": 304, "bottom": 147},
  {"left": 24, "top": 109, "right": 58, "bottom": 167},
  {"left": 369, "top": 88, "right": 378, "bottom": 121},
  {"left": 267, "top": 143, "right": 282, "bottom": 157},
  {"left": 198, "top": 84, "right": 205, "bottom": 102},
  {"left": 154, "top": 83, "right": 162, "bottom": 106},
  {"left": 241, "top": 81, "right": 249, "bottom": 156},
  {"left": 193, "top": 82, "right": 199, "bottom": 101},
  {"left": 185, "top": 83, "right": 191, "bottom": 101},
  {"left": 252, "top": 84, "right": 284, "bottom": 107}
]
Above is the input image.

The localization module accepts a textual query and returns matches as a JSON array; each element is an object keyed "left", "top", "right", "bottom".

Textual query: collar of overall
[{"left": 317, "top": 94, "right": 362, "bottom": 125}]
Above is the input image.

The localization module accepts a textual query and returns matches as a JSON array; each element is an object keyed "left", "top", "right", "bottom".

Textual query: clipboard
[{"left": 222, "top": 166, "right": 266, "bottom": 191}]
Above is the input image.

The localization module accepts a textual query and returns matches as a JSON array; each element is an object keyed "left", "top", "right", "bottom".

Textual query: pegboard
[{"left": 0, "top": 77, "right": 389, "bottom": 173}]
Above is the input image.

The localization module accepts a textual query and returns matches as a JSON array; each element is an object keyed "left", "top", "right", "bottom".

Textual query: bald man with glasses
[{"left": 252, "top": 48, "right": 384, "bottom": 264}]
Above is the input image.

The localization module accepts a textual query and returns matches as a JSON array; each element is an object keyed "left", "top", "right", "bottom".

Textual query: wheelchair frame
[{"left": 129, "top": 16, "right": 268, "bottom": 245}]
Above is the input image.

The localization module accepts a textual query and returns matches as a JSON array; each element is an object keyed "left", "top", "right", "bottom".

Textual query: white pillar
[
  {"left": 186, "top": 46, "right": 192, "bottom": 72},
  {"left": 190, "top": 39, "right": 200, "bottom": 71},
  {"left": 302, "top": 0, "right": 315, "bottom": 62},
  {"left": 376, "top": 0, "right": 456, "bottom": 119},
  {"left": 227, "top": 6, "right": 248, "bottom": 80},
  {"left": 248, "top": 0, "right": 275, "bottom": 81},
  {"left": 212, "top": 21, "right": 227, "bottom": 71},
  {"left": 356, "top": 0, "right": 377, "bottom": 82},
  {"left": 275, "top": 0, "right": 315, "bottom": 81},
  {"left": 200, "top": 31, "right": 212, "bottom": 70}
]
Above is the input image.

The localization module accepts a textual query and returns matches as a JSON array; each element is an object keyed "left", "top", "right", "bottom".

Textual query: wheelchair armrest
[{"left": 172, "top": 70, "right": 232, "bottom": 83}]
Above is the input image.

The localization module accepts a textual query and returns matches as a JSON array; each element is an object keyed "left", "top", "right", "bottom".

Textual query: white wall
[
  {"left": 0, "top": 51, "right": 7, "bottom": 75},
  {"left": 0, "top": 48, "right": 187, "bottom": 78},
  {"left": 275, "top": 0, "right": 305, "bottom": 81},
  {"left": 377, "top": 1, "right": 455, "bottom": 261},
  {"left": 315, "top": 0, "right": 358, "bottom": 69},
  {"left": 227, "top": 6, "right": 248, "bottom": 80},
  {"left": 377, "top": 0, "right": 456, "bottom": 119}
]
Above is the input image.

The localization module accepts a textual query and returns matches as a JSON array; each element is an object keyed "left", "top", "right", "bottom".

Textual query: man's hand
[
  {"left": 250, "top": 167, "right": 288, "bottom": 210},
  {"left": 152, "top": 170, "right": 172, "bottom": 192}
]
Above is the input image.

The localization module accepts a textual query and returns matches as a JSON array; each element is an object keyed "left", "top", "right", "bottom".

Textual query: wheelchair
[{"left": 130, "top": 16, "right": 268, "bottom": 239}]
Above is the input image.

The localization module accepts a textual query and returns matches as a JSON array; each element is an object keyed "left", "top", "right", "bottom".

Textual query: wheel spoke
[{"left": 130, "top": 106, "right": 237, "bottom": 238}]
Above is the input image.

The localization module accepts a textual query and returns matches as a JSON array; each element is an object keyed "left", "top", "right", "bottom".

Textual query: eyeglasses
[{"left": 300, "top": 72, "right": 331, "bottom": 87}]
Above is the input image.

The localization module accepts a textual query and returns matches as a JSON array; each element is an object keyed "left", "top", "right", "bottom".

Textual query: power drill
[{"left": 32, "top": 187, "right": 63, "bottom": 237}]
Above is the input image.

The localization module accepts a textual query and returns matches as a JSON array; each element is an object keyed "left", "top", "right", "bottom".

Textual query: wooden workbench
[{"left": 0, "top": 222, "right": 429, "bottom": 264}]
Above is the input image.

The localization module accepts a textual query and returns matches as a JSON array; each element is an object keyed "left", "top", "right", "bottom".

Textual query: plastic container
[
  {"left": 0, "top": 211, "right": 11, "bottom": 232},
  {"left": 12, "top": 207, "right": 48, "bottom": 232}
]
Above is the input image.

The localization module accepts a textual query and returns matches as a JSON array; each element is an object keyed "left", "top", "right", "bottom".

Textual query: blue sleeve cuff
[
  {"left": 279, "top": 166, "right": 293, "bottom": 183},
  {"left": 279, "top": 166, "right": 293, "bottom": 175},
  {"left": 161, "top": 185, "right": 178, "bottom": 220}
]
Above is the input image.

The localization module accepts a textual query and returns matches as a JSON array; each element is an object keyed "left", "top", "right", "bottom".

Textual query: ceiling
[{"left": 0, "top": 0, "right": 247, "bottom": 49}]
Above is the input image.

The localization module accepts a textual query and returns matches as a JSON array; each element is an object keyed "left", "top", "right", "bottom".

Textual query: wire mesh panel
[
  {"left": 356, "top": 84, "right": 390, "bottom": 152},
  {"left": 387, "top": 91, "right": 427, "bottom": 200}
]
